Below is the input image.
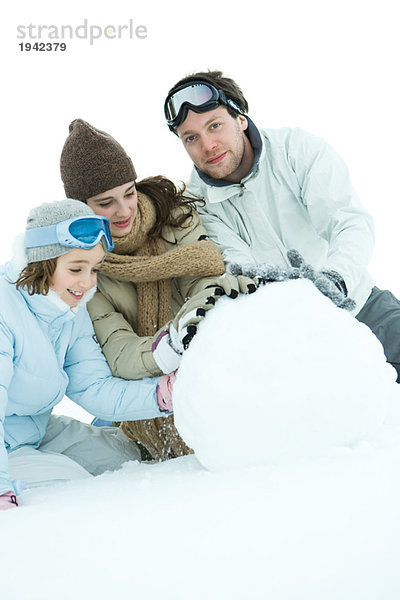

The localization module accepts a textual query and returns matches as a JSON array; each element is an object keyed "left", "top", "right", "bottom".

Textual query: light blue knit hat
[{"left": 25, "top": 199, "right": 96, "bottom": 263}]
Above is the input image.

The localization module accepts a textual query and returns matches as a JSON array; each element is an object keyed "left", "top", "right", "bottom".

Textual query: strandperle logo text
[{"left": 17, "top": 19, "right": 148, "bottom": 46}]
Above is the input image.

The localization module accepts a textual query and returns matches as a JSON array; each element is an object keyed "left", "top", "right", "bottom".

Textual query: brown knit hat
[{"left": 60, "top": 119, "right": 137, "bottom": 202}]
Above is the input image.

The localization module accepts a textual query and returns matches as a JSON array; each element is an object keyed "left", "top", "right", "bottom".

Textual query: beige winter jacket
[{"left": 87, "top": 210, "right": 223, "bottom": 380}]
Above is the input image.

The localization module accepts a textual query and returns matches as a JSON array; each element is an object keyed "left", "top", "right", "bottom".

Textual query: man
[{"left": 164, "top": 70, "right": 400, "bottom": 380}]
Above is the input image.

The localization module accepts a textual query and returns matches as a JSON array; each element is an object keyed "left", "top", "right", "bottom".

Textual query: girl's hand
[{"left": 157, "top": 371, "right": 177, "bottom": 413}]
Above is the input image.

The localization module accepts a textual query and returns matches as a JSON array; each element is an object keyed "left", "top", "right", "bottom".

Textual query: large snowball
[{"left": 173, "top": 280, "right": 397, "bottom": 471}]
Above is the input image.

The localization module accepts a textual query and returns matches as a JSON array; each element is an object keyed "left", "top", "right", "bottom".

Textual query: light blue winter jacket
[
  {"left": 188, "top": 121, "right": 375, "bottom": 314},
  {"left": 0, "top": 258, "right": 162, "bottom": 495}
]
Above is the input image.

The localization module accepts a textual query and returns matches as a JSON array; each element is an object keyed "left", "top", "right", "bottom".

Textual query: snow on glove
[
  {"left": 229, "top": 262, "right": 292, "bottom": 284},
  {"left": 152, "top": 287, "right": 225, "bottom": 373},
  {"left": 0, "top": 491, "right": 19, "bottom": 511},
  {"left": 286, "top": 249, "right": 355, "bottom": 311},
  {"left": 319, "top": 269, "right": 348, "bottom": 296},
  {"left": 156, "top": 370, "right": 177, "bottom": 413},
  {"left": 229, "top": 252, "right": 355, "bottom": 311}
]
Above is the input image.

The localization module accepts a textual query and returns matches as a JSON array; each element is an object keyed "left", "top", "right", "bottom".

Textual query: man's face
[{"left": 176, "top": 107, "right": 251, "bottom": 182}]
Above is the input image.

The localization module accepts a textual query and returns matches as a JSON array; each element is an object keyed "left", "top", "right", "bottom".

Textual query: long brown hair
[
  {"left": 15, "top": 259, "right": 58, "bottom": 295},
  {"left": 136, "top": 176, "right": 204, "bottom": 241}
]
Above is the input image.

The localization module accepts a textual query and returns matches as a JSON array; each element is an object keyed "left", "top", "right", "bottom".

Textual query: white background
[
  {"left": 3, "top": 8, "right": 400, "bottom": 591},
  {"left": 3, "top": 0, "right": 399, "bottom": 292},
  {"left": 4, "top": 0, "right": 399, "bottom": 418}
]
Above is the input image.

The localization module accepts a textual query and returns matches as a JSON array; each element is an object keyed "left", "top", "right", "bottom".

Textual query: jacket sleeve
[
  {"left": 171, "top": 209, "right": 239, "bottom": 299},
  {"left": 0, "top": 318, "right": 16, "bottom": 495},
  {"left": 64, "top": 309, "right": 162, "bottom": 421},
  {"left": 187, "top": 181, "right": 256, "bottom": 267},
  {"left": 88, "top": 288, "right": 163, "bottom": 380},
  {"left": 197, "top": 207, "right": 256, "bottom": 267},
  {"left": 88, "top": 209, "right": 227, "bottom": 380},
  {"left": 289, "top": 128, "right": 375, "bottom": 295}
]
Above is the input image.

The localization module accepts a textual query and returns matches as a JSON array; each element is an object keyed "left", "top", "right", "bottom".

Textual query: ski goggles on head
[
  {"left": 24, "top": 214, "right": 114, "bottom": 252},
  {"left": 164, "top": 81, "right": 242, "bottom": 132}
]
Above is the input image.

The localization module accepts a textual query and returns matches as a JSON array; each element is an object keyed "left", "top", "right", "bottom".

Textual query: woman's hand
[
  {"left": 152, "top": 274, "right": 258, "bottom": 374},
  {"left": 152, "top": 286, "right": 226, "bottom": 373},
  {"left": 206, "top": 273, "right": 258, "bottom": 297}
]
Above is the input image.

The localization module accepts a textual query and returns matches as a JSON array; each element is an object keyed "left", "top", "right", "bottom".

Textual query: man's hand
[
  {"left": 287, "top": 249, "right": 355, "bottom": 310},
  {"left": 229, "top": 251, "right": 355, "bottom": 311}
]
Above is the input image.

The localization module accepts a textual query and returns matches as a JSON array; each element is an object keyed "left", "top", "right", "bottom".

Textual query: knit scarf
[
  {"left": 100, "top": 192, "right": 225, "bottom": 337},
  {"left": 100, "top": 192, "right": 225, "bottom": 461}
]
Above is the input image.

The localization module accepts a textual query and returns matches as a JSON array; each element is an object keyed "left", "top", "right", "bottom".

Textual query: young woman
[
  {"left": 60, "top": 119, "right": 255, "bottom": 461},
  {"left": 0, "top": 199, "right": 174, "bottom": 511}
]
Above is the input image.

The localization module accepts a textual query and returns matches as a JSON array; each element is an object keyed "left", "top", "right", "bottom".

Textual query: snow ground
[
  {"left": 2, "top": 427, "right": 400, "bottom": 600},
  {"left": 3, "top": 281, "right": 400, "bottom": 600}
]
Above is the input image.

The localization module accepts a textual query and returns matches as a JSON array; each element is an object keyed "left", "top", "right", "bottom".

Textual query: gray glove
[
  {"left": 229, "top": 262, "right": 292, "bottom": 283},
  {"left": 286, "top": 249, "right": 355, "bottom": 311},
  {"left": 229, "top": 250, "right": 355, "bottom": 311}
]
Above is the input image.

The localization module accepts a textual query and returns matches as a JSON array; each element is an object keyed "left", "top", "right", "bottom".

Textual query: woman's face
[
  {"left": 51, "top": 244, "right": 105, "bottom": 307},
  {"left": 87, "top": 181, "right": 138, "bottom": 238}
]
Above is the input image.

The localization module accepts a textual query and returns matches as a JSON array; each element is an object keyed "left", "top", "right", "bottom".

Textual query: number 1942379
[{"left": 19, "top": 42, "right": 67, "bottom": 51}]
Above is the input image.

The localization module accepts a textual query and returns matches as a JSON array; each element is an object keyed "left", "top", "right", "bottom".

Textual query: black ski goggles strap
[{"left": 164, "top": 81, "right": 241, "bottom": 132}]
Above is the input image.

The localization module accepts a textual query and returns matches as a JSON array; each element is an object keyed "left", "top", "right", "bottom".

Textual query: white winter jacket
[{"left": 187, "top": 122, "right": 374, "bottom": 314}]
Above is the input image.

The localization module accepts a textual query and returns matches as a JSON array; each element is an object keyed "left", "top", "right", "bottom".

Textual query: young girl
[
  {"left": 60, "top": 119, "right": 255, "bottom": 461},
  {"left": 0, "top": 199, "right": 174, "bottom": 511}
]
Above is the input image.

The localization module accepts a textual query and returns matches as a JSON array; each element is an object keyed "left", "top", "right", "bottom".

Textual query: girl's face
[
  {"left": 86, "top": 181, "right": 138, "bottom": 238},
  {"left": 51, "top": 244, "right": 106, "bottom": 307}
]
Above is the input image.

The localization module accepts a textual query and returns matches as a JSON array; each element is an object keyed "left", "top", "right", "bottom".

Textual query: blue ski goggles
[
  {"left": 25, "top": 215, "right": 114, "bottom": 252},
  {"left": 164, "top": 81, "right": 242, "bottom": 132}
]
